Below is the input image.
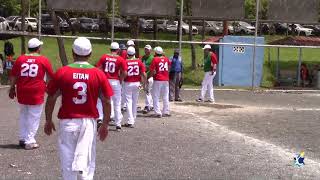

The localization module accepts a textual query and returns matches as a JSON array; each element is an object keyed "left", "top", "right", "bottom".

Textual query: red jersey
[
  {"left": 47, "top": 62, "right": 113, "bottom": 119},
  {"left": 120, "top": 50, "right": 127, "bottom": 60},
  {"left": 124, "top": 58, "right": 146, "bottom": 82},
  {"left": 149, "top": 56, "right": 171, "bottom": 81},
  {"left": 96, "top": 54, "right": 127, "bottom": 80},
  {"left": 11, "top": 53, "right": 54, "bottom": 105}
]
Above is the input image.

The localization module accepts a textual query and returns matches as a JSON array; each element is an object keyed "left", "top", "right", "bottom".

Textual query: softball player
[
  {"left": 141, "top": 45, "right": 154, "bottom": 113},
  {"left": 45, "top": 37, "right": 113, "bottom": 180},
  {"left": 197, "top": 44, "right": 218, "bottom": 103},
  {"left": 96, "top": 42, "right": 127, "bottom": 130},
  {"left": 123, "top": 47, "right": 147, "bottom": 128},
  {"left": 149, "top": 46, "right": 171, "bottom": 118},
  {"left": 9, "top": 38, "right": 54, "bottom": 150}
]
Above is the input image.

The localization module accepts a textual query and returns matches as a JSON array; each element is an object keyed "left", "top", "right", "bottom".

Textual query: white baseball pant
[
  {"left": 59, "top": 118, "right": 97, "bottom": 180},
  {"left": 121, "top": 83, "right": 127, "bottom": 109},
  {"left": 124, "top": 82, "right": 140, "bottom": 125},
  {"left": 19, "top": 103, "right": 43, "bottom": 144},
  {"left": 200, "top": 72, "right": 216, "bottom": 101},
  {"left": 145, "top": 77, "right": 153, "bottom": 108},
  {"left": 96, "top": 79, "right": 123, "bottom": 126},
  {"left": 152, "top": 81, "right": 170, "bottom": 116}
]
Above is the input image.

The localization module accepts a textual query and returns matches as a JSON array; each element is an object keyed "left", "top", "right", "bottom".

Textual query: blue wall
[{"left": 218, "top": 36, "right": 265, "bottom": 87}]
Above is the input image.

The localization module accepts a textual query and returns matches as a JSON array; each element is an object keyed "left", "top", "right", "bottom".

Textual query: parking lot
[{"left": 1, "top": 87, "right": 320, "bottom": 179}]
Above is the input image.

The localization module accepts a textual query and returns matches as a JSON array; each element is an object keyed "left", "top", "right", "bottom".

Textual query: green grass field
[{"left": 1, "top": 33, "right": 320, "bottom": 88}]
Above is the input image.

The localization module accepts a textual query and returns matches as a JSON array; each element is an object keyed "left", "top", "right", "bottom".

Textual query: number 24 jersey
[
  {"left": 149, "top": 56, "right": 171, "bottom": 81},
  {"left": 47, "top": 63, "right": 114, "bottom": 119}
]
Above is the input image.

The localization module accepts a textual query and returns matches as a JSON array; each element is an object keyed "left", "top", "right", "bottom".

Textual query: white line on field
[
  {"left": 182, "top": 110, "right": 320, "bottom": 172},
  {"left": 0, "top": 86, "right": 9, "bottom": 89},
  {"left": 183, "top": 88, "right": 320, "bottom": 93}
]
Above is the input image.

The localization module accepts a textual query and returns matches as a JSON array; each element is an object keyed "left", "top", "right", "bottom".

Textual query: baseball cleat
[
  {"left": 205, "top": 100, "right": 215, "bottom": 103},
  {"left": 19, "top": 140, "right": 26, "bottom": 148},
  {"left": 116, "top": 126, "right": 122, "bottom": 131},
  {"left": 196, "top": 98, "right": 204, "bottom": 102},
  {"left": 123, "top": 123, "right": 134, "bottom": 128},
  {"left": 163, "top": 114, "right": 171, "bottom": 117},
  {"left": 25, "top": 143, "right": 39, "bottom": 150},
  {"left": 175, "top": 98, "right": 183, "bottom": 102}
]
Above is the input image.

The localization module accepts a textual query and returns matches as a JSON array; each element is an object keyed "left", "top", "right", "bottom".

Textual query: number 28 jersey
[
  {"left": 149, "top": 56, "right": 171, "bottom": 81},
  {"left": 96, "top": 54, "right": 127, "bottom": 80},
  {"left": 124, "top": 59, "right": 146, "bottom": 82},
  {"left": 47, "top": 63, "right": 114, "bottom": 119},
  {"left": 11, "top": 53, "right": 54, "bottom": 105}
]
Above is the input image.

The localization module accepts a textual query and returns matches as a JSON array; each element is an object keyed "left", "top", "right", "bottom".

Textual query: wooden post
[
  {"left": 153, "top": 18, "right": 157, "bottom": 47},
  {"left": 201, "top": 19, "right": 205, "bottom": 40},
  {"left": 223, "top": 20, "right": 228, "bottom": 36},
  {"left": 50, "top": 10, "right": 68, "bottom": 66},
  {"left": 21, "top": 0, "right": 27, "bottom": 54}
]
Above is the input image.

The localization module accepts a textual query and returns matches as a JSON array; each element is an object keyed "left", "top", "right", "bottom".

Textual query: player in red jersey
[
  {"left": 123, "top": 47, "right": 147, "bottom": 128},
  {"left": 96, "top": 42, "right": 127, "bottom": 130},
  {"left": 44, "top": 37, "right": 113, "bottom": 180},
  {"left": 149, "top": 46, "right": 171, "bottom": 118},
  {"left": 9, "top": 38, "right": 54, "bottom": 150}
]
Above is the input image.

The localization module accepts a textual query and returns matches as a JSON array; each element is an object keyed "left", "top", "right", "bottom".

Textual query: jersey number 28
[{"left": 21, "top": 63, "right": 39, "bottom": 77}]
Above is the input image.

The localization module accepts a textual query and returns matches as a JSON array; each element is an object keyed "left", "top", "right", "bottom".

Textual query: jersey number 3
[
  {"left": 21, "top": 63, "right": 39, "bottom": 77},
  {"left": 73, "top": 82, "right": 87, "bottom": 104}
]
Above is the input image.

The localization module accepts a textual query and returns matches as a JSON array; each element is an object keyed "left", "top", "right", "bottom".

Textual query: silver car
[
  {"left": 192, "top": 21, "right": 223, "bottom": 35},
  {"left": 0, "top": 17, "right": 10, "bottom": 31}
]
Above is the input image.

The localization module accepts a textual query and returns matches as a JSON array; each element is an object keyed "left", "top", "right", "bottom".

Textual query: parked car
[
  {"left": 303, "top": 25, "right": 320, "bottom": 36},
  {"left": 41, "top": 14, "right": 70, "bottom": 34},
  {"left": 14, "top": 17, "right": 37, "bottom": 32},
  {"left": 192, "top": 21, "right": 223, "bottom": 35},
  {"left": 273, "top": 23, "right": 292, "bottom": 35},
  {"left": 6, "top": 16, "right": 19, "bottom": 29},
  {"left": 232, "top": 21, "right": 255, "bottom": 35},
  {"left": 0, "top": 17, "right": 9, "bottom": 31},
  {"left": 78, "top": 17, "right": 99, "bottom": 32},
  {"left": 290, "top": 24, "right": 313, "bottom": 36},
  {"left": 215, "top": 21, "right": 235, "bottom": 34},
  {"left": 69, "top": 18, "right": 80, "bottom": 32},
  {"left": 157, "top": 20, "right": 198, "bottom": 35},
  {"left": 113, "top": 17, "right": 130, "bottom": 32}
]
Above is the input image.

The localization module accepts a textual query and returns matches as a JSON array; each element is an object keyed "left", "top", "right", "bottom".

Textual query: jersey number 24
[{"left": 159, "top": 62, "right": 168, "bottom": 72}]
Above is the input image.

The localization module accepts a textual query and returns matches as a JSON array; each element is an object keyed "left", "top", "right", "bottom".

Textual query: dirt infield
[{"left": 1, "top": 88, "right": 320, "bottom": 179}]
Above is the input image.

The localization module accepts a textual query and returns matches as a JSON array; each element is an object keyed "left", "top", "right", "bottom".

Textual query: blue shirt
[{"left": 169, "top": 56, "right": 183, "bottom": 73}]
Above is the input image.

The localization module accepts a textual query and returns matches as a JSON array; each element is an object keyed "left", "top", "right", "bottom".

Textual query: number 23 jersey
[
  {"left": 47, "top": 63, "right": 114, "bottom": 119},
  {"left": 149, "top": 56, "right": 171, "bottom": 81},
  {"left": 124, "top": 59, "right": 146, "bottom": 82},
  {"left": 11, "top": 53, "right": 54, "bottom": 105}
]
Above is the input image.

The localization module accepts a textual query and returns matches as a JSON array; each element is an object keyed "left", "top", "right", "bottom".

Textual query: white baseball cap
[
  {"left": 145, "top": 45, "right": 152, "bottom": 50},
  {"left": 203, "top": 44, "right": 212, "bottom": 50},
  {"left": 154, "top": 46, "right": 164, "bottom": 55},
  {"left": 73, "top": 37, "right": 92, "bottom": 56},
  {"left": 28, "top": 38, "right": 43, "bottom": 48},
  {"left": 127, "top": 40, "right": 135, "bottom": 46},
  {"left": 111, "top": 42, "right": 120, "bottom": 50},
  {"left": 127, "top": 46, "right": 136, "bottom": 55}
]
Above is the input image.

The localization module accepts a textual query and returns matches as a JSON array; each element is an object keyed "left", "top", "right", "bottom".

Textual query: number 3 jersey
[
  {"left": 124, "top": 58, "right": 146, "bottom": 82},
  {"left": 149, "top": 56, "right": 171, "bottom": 81},
  {"left": 96, "top": 54, "right": 127, "bottom": 80},
  {"left": 47, "top": 62, "right": 114, "bottom": 119},
  {"left": 11, "top": 53, "right": 54, "bottom": 105}
]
